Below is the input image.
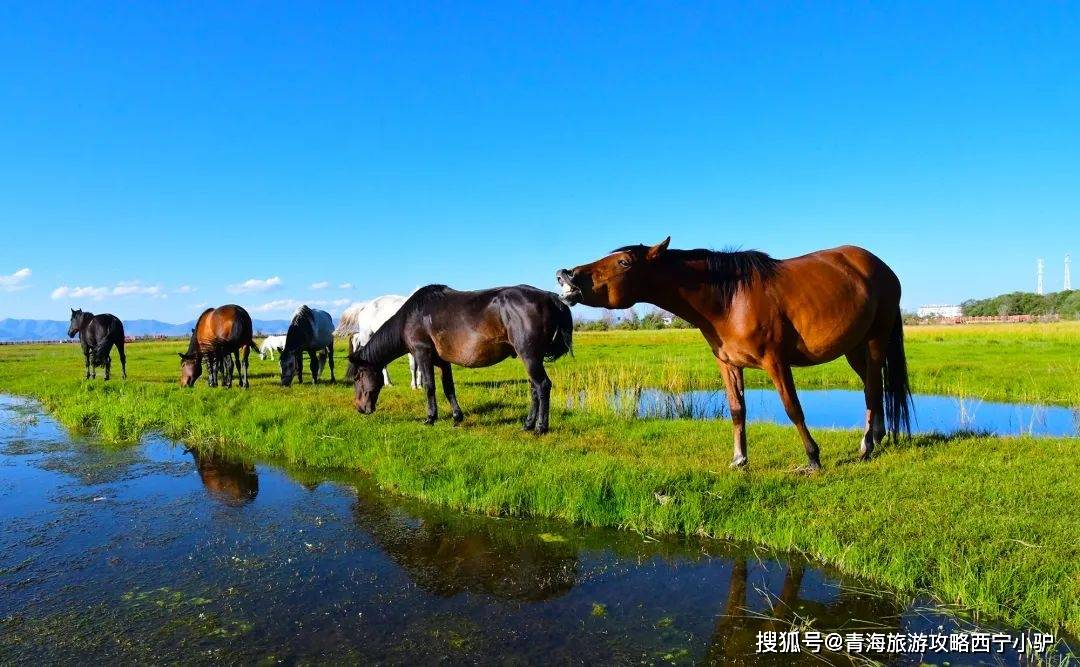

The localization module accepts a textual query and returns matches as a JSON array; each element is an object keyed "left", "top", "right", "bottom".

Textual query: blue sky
[{"left": 1, "top": 2, "right": 1077, "bottom": 321}]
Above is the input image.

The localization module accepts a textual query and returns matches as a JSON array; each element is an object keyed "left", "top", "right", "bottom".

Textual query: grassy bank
[{"left": 0, "top": 324, "right": 1078, "bottom": 636}]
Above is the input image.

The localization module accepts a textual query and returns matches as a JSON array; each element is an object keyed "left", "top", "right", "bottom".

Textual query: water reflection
[
  {"left": 1, "top": 395, "right": 1075, "bottom": 665},
  {"left": 189, "top": 449, "right": 259, "bottom": 505},
  {"left": 351, "top": 490, "right": 577, "bottom": 601}
]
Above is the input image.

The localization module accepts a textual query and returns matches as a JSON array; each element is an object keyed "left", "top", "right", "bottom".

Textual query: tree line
[{"left": 961, "top": 290, "right": 1080, "bottom": 319}]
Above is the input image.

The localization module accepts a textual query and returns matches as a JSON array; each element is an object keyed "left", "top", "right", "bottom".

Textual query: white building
[{"left": 917, "top": 304, "right": 962, "bottom": 318}]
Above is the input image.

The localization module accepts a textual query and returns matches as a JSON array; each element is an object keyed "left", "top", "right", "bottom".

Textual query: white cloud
[
  {"left": 227, "top": 276, "right": 282, "bottom": 294},
  {"left": 174, "top": 285, "right": 196, "bottom": 294},
  {"left": 310, "top": 281, "right": 330, "bottom": 290},
  {"left": 50, "top": 280, "right": 167, "bottom": 301},
  {"left": 0, "top": 268, "right": 31, "bottom": 292},
  {"left": 51, "top": 285, "right": 108, "bottom": 301},
  {"left": 338, "top": 282, "right": 353, "bottom": 289},
  {"left": 253, "top": 297, "right": 353, "bottom": 314},
  {"left": 111, "top": 281, "right": 164, "bottom": 298},
  {"left": 253, "top": 298, "right": 301, "bottom": 313}
]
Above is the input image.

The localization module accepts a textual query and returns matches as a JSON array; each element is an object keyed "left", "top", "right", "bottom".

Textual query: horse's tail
[
  {"left": 544, "top": 298, "right": 574, "bottom": 362},
  {"left": 883, "top": 309, "right": 914, "bottom": 440}
]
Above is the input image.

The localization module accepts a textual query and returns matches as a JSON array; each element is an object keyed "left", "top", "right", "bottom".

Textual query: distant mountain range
[{"left": 0, "top": 318, "right": 292, "bottom": 342}]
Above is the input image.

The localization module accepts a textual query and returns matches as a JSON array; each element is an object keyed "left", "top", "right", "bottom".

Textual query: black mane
[
  {"left": 613, "top": 245, "right": 780, "bottom": 308},
  {"left": 284, "top": 305, "right": 315, "bottom": 351},
  {"left": 354, "top": 285, "right": 450, "bottom": 367}
]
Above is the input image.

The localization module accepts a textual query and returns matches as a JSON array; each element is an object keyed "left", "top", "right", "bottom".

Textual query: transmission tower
[
  {"left": 1036, "top": 258, "right": 1044, "bottom": 295},
  {"left": 1066, "top": 254, "right": 1072, "bottom": 291}
]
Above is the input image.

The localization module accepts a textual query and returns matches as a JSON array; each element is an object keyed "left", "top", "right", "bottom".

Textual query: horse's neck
[
  {"left": 644, "top": 262, "right": 728, "bottom": 329},
  {"left": 361, "top": 328, "right": 408, "bottom": 368}
]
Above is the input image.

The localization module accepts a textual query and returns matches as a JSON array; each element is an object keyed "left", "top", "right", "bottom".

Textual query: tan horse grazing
[
  {"left": 557, "top": 238, "right": 912, "bottom": 470},
  {"left": 179, "top": 304, "right": 259, "bottom": 388}
]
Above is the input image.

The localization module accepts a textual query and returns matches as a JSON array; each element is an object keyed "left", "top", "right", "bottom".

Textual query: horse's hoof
[
  {"left": 730, "top": 456, "right": 748, "bottom": 469},
  {"left": 533, "top": 426, "right": 549, "bottom": 436},
  {"left": 523, "top": 422, "right": 536, "bottom": 431},
  {"left": 423, "top": 418, "right": 436, "bottom": 426},
  {"left": 452, "top": 413, "right": 464, "bottom": 425}
]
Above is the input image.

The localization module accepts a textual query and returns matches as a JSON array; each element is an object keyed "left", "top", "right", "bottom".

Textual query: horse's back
[
  {"left": 768, "top": 246, "right": 901, "bottom": 363},
  {"left": 198, "top": 305, "right": 254, "bottom": 350}
]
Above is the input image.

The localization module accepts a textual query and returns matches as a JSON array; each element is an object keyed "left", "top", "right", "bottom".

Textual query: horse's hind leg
[
  {"left": 435, "top": 360, "right": 463, "bottom": 424},
  {"left": 522, "top": 356, "right": 552, "bottom": 434},
  {"left": 763, "top": 357, "right": 821, "bottom": 470},
  {"left": 523, "top": 384, "right": 539, "bottom": 431},
  {"left": 846, "top": 341, "right": 886, "bottom": 460},
  {"left": 83, "top": 349, "right": 91, "bottom": 380},
  {"left": 408, "top": 354, "right": 420, "bottom": 390},
  {"left": 309, "top": 349, "right": 320, "bottom": 384},
  {"left": 327, "top": 345, "right": 335, "bottom": 383},
  {"left": 104, "top": 352, "right": 112, "bottom": 381},
  {"left": 117, "top": 341, "right": 127, "bottom": 380}
]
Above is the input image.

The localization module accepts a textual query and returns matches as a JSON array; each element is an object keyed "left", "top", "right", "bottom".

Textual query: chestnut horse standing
[
  {"left": 557, "top": 238, "right": 912, "bottom": 470},
  {"left": 179, "top": 305, "right": 258, "bottom": 388}
]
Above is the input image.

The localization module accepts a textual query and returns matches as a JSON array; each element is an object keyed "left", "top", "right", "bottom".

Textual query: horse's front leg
[
  {"left": 104, "top": 353, "right": 112, "bottom": 381},
  {"left": 414, "top": 349, "right": 437, "bottom": 425},
  {"left": 326, "top": 345, "right": 335, "bottom": 383},
  {"left": 309, "top": 349, "right": 320, "bottom": 384},
  {"left": 436, "top": 360, "right": 464, "bottom": 424},
  {"left": 83, "top": 347, "right": 91, "bottom": 380},
  {"left": 718, "top": 361, "right": 748, "bottom": 468},
  {"left": 763, "top": 357, "right": 821, "bottom": 470}
]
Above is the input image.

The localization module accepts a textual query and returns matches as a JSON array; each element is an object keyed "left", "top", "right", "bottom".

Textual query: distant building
[{"left": 917, "top": 304, "right": 962, "bottom": 318}]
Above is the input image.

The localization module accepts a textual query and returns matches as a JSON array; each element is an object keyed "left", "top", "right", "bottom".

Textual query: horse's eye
[{"left": 618, "top": 258, "right": 631, "bottom": 268}]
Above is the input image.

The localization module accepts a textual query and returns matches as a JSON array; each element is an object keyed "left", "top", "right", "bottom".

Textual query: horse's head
[
  {"left": 348, "top": 353, "right": 384, "bottom": 414},
  {"left": 556, "top": 236, "right": 670, "bottom": 308},
  {"left": 279, "top": 349, "right": 300, "bottom": 386},
  {"left": 67, "top": 308, "right": 87, "bottom": 338},
  {"left": 178, "top": 352, "right": 202, "bottom": 387}
]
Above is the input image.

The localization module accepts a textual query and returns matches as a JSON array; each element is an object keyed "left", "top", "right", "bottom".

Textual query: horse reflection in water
[
  {"left": 351, "top": 491, "right": 576, "bottom": 601},
  {"left": 704, "top": 558, "right": 898, "bottom": 665},
  {"left": 189, "top": 450, "right": 259, "bottom": 506}
]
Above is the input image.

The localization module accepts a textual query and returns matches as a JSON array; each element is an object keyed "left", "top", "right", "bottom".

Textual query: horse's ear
[{"left": 646, "top": 236, "right": 671, "bottom": 260}]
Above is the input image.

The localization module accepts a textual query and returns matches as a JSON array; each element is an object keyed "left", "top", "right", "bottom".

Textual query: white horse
[
  {"left": 259, "top": 335, "right": 287, "bottom": 360},
  {"left": 337, "top": 294, "right": 421, "bottom": 389}
]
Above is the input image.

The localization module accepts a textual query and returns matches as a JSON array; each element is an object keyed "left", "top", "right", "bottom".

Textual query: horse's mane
[
  {"left": 354, "top": 285, "right": 449, "bottom": 366},
  {"left": 612, "top": 245, "right": 780, "bottom": 309},
  {"left": 185, "top": 308, "right": 215, "bottom": 355},
  {"left": 284, "top": 305, "right": 314, "bottom": 350}
]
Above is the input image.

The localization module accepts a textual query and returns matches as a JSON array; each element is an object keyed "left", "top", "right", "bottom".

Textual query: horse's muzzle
[{"left": 555, "top": 269, "right": 582, "bottom": 303}]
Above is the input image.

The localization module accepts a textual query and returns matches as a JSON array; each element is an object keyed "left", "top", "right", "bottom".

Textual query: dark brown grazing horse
[
  {"left": 557, "top": 238, "right": 912, "bottom": 470},
  {"left": 348, "top": 284, "right": 574, "bottom": 433},
  {"left": 67, "top": 308, "right": 127, "bottom": 380},
  {"left": 179, "top": 304, "right": 258, "bottom": 388}
]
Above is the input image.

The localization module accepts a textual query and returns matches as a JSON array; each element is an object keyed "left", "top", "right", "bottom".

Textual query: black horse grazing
[
  {"left": 179, "top": 305, "right": 259, "bottom": 388},
  {"left": 280, "top": 306, "right": 335, "bottom": 386},
  {"left": 347, "top": 285, "right": 573, "bottom": 433},
  {"left": 67, "top": 309, "right": 127, "bottom": 380}
]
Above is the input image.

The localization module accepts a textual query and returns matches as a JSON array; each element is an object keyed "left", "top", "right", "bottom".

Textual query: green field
[{"left": 0, "top": 323, "right": 1078, "bottom": 636}]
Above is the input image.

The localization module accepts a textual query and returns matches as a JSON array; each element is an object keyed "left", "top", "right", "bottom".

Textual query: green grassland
[{"left": 0, "top": 322, "right": 1078, "bottom": 635}]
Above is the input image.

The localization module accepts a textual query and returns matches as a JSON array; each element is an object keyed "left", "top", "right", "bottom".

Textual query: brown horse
[
  {"left": 179, "top": 304, "right": 259, "bottom": 388},
  {"left": 557, "top": 238, "right": 912, "bottom": 469}
]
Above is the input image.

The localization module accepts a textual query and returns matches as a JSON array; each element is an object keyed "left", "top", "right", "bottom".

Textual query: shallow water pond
[
  {"left": 625, "top": 388, "right": 1080, "bottom": 437},
  {"left": 0, "top": 395, "right": 1074, "bottom": 665}
]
